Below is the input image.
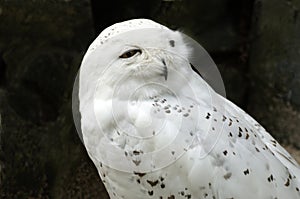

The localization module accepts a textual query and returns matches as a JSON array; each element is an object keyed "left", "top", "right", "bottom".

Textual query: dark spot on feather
[
  {"left": 267, "top": 174, "right": 274, "bottom": 182},
  {"left": 147, "top": 180, "right": 159, "bottom": 187},
  {"left": 133, "top": 150, "right": 140, "bottom": 155},
  {"left": 148, "top": 190, "right": 154, "bottom": 196},
  {"left": 245, "top": 133, "right": 249, "bottom": 139},
  {"left": 222, "top": 115, "right": 227, "bottom": 122},
  {"left": 134, "top": 172, "right": 146, "bottom": 177},
  {"left": 243, "top": 169, "right": 250, "bottom": 175},
  {"left": 224, "top": 172, "right": 232, "bottom": 180},
  {"left": 285, "top": 178, "right": 290, "bottom": 186},
  {"left": 206, "top": 114, "right": 210, "bottom": 119},
  {"left": 183, "top": 113, "right": 189, "bottom": 117}
]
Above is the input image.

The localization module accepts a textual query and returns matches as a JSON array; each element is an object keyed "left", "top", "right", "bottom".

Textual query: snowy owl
[{"left": 76, "top": 19, "right": 300, "bottom": 198}]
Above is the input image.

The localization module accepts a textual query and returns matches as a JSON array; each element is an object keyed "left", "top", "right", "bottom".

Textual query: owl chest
[{"left": 111, "top": 96, "right": 200, "bottom": 138}]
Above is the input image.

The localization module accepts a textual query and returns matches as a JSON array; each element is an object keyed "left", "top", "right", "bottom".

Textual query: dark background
[{"left": 0, "top": 0, "right": 299, "bottom": 198}]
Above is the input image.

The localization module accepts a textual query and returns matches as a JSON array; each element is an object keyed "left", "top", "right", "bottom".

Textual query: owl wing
[
  {"left": 188, "top": 92, "right": 300, "bottom": 198},
  {"left": 223, "top": 97, "right": 300, "bottom": 174}
]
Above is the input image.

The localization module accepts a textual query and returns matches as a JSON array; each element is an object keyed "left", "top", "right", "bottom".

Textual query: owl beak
[{"left": 162, "top": 59, "right": 168, "bottom": 81}]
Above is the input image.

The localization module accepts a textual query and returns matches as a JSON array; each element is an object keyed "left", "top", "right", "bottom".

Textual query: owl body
[
  {"left": 78, "top": 19, "right": 300, "bottom": 198},
  {"left": 91, "top": 91, "right": 300, "bottom": 199}
]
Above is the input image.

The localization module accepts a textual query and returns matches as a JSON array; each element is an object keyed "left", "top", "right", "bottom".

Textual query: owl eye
[{"left": 119, "top": 49, "right": 142, "bottom": 58}]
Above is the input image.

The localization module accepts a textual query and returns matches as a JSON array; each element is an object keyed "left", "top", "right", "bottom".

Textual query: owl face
[{"left": 96, "top": 27, "right": 192, "bottom": 89}]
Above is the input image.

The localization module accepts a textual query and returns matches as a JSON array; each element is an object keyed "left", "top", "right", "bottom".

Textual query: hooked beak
[{"left": 162, "top": 59, "right": 168, "bottom": 81}]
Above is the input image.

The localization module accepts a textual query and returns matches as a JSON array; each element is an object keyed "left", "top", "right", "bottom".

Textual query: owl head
[{"left": 79, "top": 19, "right": 193, "bottom": 98}]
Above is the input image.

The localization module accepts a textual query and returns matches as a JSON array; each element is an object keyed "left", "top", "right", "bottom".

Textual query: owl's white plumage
[{"left": 78, "top": 19, "right": 300, "bottom": 198}]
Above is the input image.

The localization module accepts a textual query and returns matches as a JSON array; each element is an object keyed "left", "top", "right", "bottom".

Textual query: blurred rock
[
  {"left": 248, "top": 0, "right": 300, "bottom": 146},
  {"left": 0, "top": 0, "right": 109, "bottom": 198},
  {"left": 158, "top": 0, "right": 243, "bottom": 52},
  {"left": 0, "top": 52, "right": 6, "bottom": 86},
  {"left": 0, "top": 89, "right": 48, "bottom": 198},
  {"left": 0, "top": 96, "right": 3, "bottom": 187}
]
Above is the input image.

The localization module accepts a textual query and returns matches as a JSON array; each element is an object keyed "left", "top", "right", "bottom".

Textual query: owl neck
[
  {"left": 112, "top": 78, "right": 174, "bottom": 101},
  {"left": 98, "top": 66, "right": 211, "bottom": 104}
]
